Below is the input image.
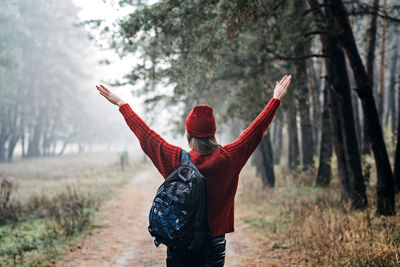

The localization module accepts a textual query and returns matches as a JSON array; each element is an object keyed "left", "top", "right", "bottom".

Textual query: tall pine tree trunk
[
  {"left": 0, "top": 122, "right": 9, "bottom": 162},
  {"left": 325, "top": 35, "right": 367, "bottom": 209},
  {"left": 378, "top": 0, "right": 387, "bottom": 123},
  {"left": 362, "top": 0, "right": 380, "bottom": 181},
  {"left": 395, "top": 59, "right": 400, "bottom": 193},
  {"left": 308, "top": 0, "right": 367, "bottom": 208},
  {"left": 308, "top": 58, "right": 321, "bottom": 156},
  {"left": 272, "top": 121, "right": 282, "bottom": 165},
  {"left": 388, "top": 27, "right": 399, "bottom": 145},
  {"left": 352, "top": 91, "right": 362, "bottom": 149},
  {"left": 316, "top": 82, "right": 333, "bottom": 187},
  {"left": 259, "top": 132, "right": 275, "bottom": 187},
  {"left": 288, "top": 108, "right": 300, "bottom": 170},
  {"left": 252, "top": 133, "right": 275, "bottom": 187},
  {"left": 330, "top": 0, "right": 395, "bottom": 215},
  {"left": 327, "top": 73, "right": 351, "bottom": 198},
  {"left": 27, "top": 111, "right": 44, "bottom": 158},
  {"left": 294, "top": 0, "right": 315, "bottom": 171},
  {"left": 395, "top": 106, "right": 400, "bottom": 192}
]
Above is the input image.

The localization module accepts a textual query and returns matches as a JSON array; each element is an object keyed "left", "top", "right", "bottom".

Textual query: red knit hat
[{"left": 185, "top": 105, "right": 216, "bottom": 138}]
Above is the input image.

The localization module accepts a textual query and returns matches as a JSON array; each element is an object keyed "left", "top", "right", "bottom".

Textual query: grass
[
  {"left": 237, "top": 164, "right": 400, "bottom": 266},
  {"left": 0, "top": 153, "right": 144, "bottom": 267}
]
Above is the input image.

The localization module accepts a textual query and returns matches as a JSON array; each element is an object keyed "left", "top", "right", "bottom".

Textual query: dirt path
[{"left": 59, "top": 168, "right": 302, "bottom": 267}]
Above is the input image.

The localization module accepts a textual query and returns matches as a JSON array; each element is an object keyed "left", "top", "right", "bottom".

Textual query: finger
[
  {"left": 283, "top": 76, "right": 291, "bottom": 89},
  {"left": 96, "top": 85, "right": 105, "bottom": 92},
  {"left": 279, "top": 75, "right": 289, "bottom": 86},
  {"left": 100, "top": 85, "right": 110, "bottom": 93},
  {"left": 98, "top": 86, "right": 110, "bottom": 95},
  {"left": 279, "top": 75, "right": 287, "bottom": 84},
  {"left": 282, "top": 75, "right": 291, "bottom": 86},
  {"left": 99, "top": 90, "right": 110, "bottom": 98}
]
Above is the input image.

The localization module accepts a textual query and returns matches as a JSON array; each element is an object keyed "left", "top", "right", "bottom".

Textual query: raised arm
[
  {"left": 96, "top": 85, "right": 181, "bottom": 178},
  {"left": 223, "top": 75, "right": 290, "bottom": 173}
]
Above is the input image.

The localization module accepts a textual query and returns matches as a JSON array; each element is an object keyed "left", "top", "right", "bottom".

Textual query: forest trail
[{"left": 59, "top": 168, "right": 303, "bottom": 267}]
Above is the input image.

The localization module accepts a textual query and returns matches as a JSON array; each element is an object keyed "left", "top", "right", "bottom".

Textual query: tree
[
  {"left": 306, "top": 0, "right": 367, "bottom": 208},
  {"left": 0, "top": 0, "right": 108, "bottom": 161},
  {"left": 253, "top": 133, "right": 275, "bottom": 187},
  {"left": 315, "top": 82, "right": 332, "bottom": 187},
  {"left": 328, "top": 0, "right": 395, "bottom": 215}
]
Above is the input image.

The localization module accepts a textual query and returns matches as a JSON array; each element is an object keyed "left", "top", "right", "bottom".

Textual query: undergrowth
[
  {"left": 237, "top": 165, "right": 400, "bottom": 266},
  {"left": 0, "top": 161, "right": 142, "bottom": 266}
]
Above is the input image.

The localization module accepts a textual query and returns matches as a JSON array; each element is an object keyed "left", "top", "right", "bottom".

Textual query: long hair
[{"left": 186, "top": 132, "right": 221, "bottom": 156}]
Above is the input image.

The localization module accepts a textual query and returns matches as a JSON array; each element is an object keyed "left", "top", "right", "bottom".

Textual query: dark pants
[{"left": 166, "top": 235, "right": 226, "bottom": 267}]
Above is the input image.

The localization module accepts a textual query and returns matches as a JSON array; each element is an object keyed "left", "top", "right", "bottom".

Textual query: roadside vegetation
[
  {"left": 0, "top": 152, "right": 141, "bottom": 266},
  {"left": 238, "top": 158, "right": 400, "bottom": 266}
]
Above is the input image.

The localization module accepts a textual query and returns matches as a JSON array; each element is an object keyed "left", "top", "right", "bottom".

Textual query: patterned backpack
[{"left": 148, "top": 150, "right": 211, "bottom": 250}]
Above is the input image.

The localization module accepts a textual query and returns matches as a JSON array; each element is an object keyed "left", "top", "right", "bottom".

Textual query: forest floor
[{"left": 58, "top": 167, "right": 304, "bottom": 267}]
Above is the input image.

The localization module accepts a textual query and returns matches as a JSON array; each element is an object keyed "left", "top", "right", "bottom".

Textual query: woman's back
[
  {"left": 97, "top": 74, "right": 290, "bottom": 266},
  {"left": 118, "top": 97, "right": 281, "bottom": 238}
]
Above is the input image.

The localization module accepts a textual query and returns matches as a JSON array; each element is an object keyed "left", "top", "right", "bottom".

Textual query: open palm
[
  {"left": 273, "top": 75, "right": 291, "bottom": 100},
  {"left": 96, "top": 85, "right": 126, "bottom": 107}
]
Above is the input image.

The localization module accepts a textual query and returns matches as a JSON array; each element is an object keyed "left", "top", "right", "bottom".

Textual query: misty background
[
  {"left": 0, "top": 0, "right": 203, "bottom": 165},
  {"left": 0, "top": 0, "right": 400, "bottom": 266}
]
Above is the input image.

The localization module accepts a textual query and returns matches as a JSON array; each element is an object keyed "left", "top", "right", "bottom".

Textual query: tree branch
[{"left": 268, "top": 54, "right": 330, "bottom": 61}]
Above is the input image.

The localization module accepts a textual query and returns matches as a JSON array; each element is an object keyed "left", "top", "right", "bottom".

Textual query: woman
[{"left": 96, "top": 74, "right": 291, "bottom": 266}]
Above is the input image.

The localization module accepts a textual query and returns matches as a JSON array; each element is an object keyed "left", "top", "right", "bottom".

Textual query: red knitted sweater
[{"left": 119, "top": 98, "right": 281, "bottom": 238}]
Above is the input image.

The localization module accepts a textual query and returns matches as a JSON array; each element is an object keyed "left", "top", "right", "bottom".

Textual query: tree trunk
[
  {"left": 330, "top": 0, "right": 395, "bottom": 215},
  {"left": 27, "top": 109, "right": 45, "bottom": 158},
  {"left": 395, "top": 54, "right": 400, "bottom": 193},
  {"left": 308, "top": 0, "right": 367, "bottom": 208},
  {"left": 327, "top": 73, "right": 351, "bottom": 198},
  {"left": 308, "top": 58, "right": 321, "bottom": 157},
  {"left": 294, "top": 0, "right": 315, "bottom": 171},
  {"left": 395, "top": 106, "right": 400, "bottom": 192},
  {"left": 378, "top": 0, "right": 387, "bottom": 123},
  {"left": 296, "top": 72, "right": 315, "bottom": 170},
  {"left": 352, "top": 91, "right": 362, "bottom": 149},
  {"left": 0, "top": 131, "right": 7, "bottom": 162},
  {"left": 272, "top": 121, "right": 282, "bottom": 165},
  {"left": 288, "top": 108, "right": 300, "bottom": 170},
  {"left": 58, "top": 141, "right": 69, "bottom": 156},
  {"left": 252, "top": 133, "right": 275, "bottom": 187},
  {"left": 361, "top": 0, "right": 379, "bottom": 182},
  {"left": 259, "top": 132, "right": 275, "bottom": 187},
  {"left": 316, "top": 82, "right": 333, "bottom": 187},
  {"left": 7, "top": 133, "right": 19, "bottom": 162},
  {"left": 388, "top": 27, "right": 399, "bottom": 145},
  {"left": 21, "top": 132, "right": 25, "bottom": 158},
  {"left": 326, "top": 36, "right": 367, "bottom": 209}
]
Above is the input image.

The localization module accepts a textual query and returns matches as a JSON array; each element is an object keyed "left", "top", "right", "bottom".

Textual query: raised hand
[
  {"left": 273, "top": 75, "right": 291, "bottom": 100},
  {"left": 96, "top": 84, "right": 126, "bottom": 107}
]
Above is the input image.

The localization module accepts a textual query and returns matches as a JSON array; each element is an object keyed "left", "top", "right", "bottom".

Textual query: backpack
[{"left": 148, "top": 149, "right": 211, "bottom": 250}]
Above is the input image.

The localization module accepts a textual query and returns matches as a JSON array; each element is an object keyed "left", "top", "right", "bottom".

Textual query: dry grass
[
  {"left": 0, "top": 151, "right": 144, "bottom": 266},
  {"left": 237, "top": 164, "right": 400, "bottom": 266}
]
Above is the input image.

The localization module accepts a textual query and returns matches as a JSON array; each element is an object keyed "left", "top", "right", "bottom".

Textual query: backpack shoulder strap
[{"left": 180, "top": 149, "right": 192, "bottom": 165}]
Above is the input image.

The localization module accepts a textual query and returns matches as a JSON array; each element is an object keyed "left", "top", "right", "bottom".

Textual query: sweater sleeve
[
  {"left": 119, "top": 103, "right": 181, "bottom": 178},
  {"left": 223, "top": 98, "right": 281, "bottom": 173}
]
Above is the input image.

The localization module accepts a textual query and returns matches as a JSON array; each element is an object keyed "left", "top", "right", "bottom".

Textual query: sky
[
  {"left": 72, "top": 0, "right": 138, "bottom": 106},
  {"left": 71, "top": 0, "right": 191, "bottom": 149}
]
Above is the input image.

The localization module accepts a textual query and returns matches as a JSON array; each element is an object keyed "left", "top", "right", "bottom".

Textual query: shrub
[
  {"left": 0, "top": 178, "right": 21, "bottom": 224},
  {"left": 47, "top": 185, "right": 97, "bottom": 237}
]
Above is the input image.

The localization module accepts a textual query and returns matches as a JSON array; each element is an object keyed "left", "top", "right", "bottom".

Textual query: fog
[{"left": 0, "top": 0, "right": 196, "bottom": 162}]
